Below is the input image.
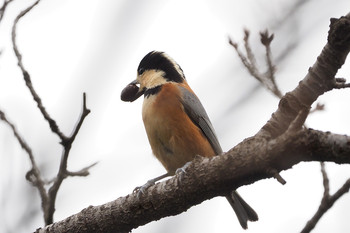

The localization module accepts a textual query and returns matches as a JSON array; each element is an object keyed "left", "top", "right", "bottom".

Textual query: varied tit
[{"left": 121, "top": 51, "right": 258, "bottom": 229}]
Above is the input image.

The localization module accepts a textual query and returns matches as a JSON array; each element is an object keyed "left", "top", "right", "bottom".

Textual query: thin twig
[
  {"left": 228, "top": 37, "right": 257, "bottom": 76},
  {"left": 268, "top": 168, "right": 286, "bottom": 185},
  {"left": 10, "top": 1, "right": 93, "bottom": 225},
  {"left": 229, "top": 29, "right": 283, "bottom": 99},
  {"left": 46, "top": 93, "right": 91, "bottom": 225},
  {"left": 11, "top": 0, "right": 67, "bottom": 142},
  {"left": 58, "top": 93, "right": 91, "bottom": 178},
  {"left": 268, "top": 106, "right": 310, "bottom": 153},
  {"left": 334, "top": 77, "right": 350, "bottom": 89},
  {"left": 0, "top": 0, "right": 14, "bottom": 22},
  {"left": 309, "top": 103, "right": 325, "bottom": 114},
  {"left": 64, "top": 93, "right": 91, "bottom": 145},
  {"left": 229, "top": 37, "right": 262, "bottom": 81},
  {"left": 0, "top": 109, "right": 49, "bottom": 211},
  {"left": 66, "top": 162, "right": 99, "bottom": 177},
  {"left": 301, "top": 163, "right": 350, "bottom": 233}
]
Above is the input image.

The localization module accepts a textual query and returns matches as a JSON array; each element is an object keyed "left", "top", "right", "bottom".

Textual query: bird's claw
[
  {"left": 133, "top": 180, "right": 155, "bottom": 197},
  {"left": 175, "top": 161, "right": 191, "bottom": 183}
]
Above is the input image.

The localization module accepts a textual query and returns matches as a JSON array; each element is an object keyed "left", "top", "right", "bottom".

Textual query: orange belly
[{"left": 142, "top": 84, "right": 215, "bottom": 174}]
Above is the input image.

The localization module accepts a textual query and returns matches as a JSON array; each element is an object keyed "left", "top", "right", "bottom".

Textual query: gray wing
[{"left": 179, "top": 86, "right": 223, "bottom": 155}]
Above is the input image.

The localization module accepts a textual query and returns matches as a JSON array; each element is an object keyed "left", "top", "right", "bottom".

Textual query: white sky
[{"left": 0, "top": 0, "right": 350, "bottom": 233}]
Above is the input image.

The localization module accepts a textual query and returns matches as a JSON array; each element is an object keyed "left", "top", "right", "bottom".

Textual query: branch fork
[{"left": 0, "top": 0, "right": 95, "bottom": 226}]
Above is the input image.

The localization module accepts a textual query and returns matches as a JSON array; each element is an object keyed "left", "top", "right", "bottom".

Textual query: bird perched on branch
[{"left": 121, "top": 51, "right": 258, "bottom": 229}]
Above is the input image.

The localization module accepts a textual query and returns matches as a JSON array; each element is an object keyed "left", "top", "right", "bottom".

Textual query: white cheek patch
[{"left": 140, "top": 70, "right": 167, "bottom": 89}]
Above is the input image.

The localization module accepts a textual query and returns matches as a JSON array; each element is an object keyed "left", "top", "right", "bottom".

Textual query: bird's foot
[
  {"left": 133, "top": 180, "right": 155, "bottom": 197},
  {"left": 175, "top": 161, "right": 192, "bottom": 182},
  {"left": 133, "top": 173, "right": 170, "bottom": 197}
]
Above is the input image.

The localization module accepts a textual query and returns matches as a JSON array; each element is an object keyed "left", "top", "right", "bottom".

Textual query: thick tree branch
[
  {"left": 35, "top": 129, "right": 350, "bottom": 233},
  {"left": 45, "top": 93, "right": 91, "bottom": 225},
  {"left": 65, "top": 162, "right": 99, "bottom": 177},
  {"left": 0, "top": 94, "right": 91, "bottom": 225},
  {"left": 258, "top": 14, "right": 350, "bottom": 138},
  {"left": 232, "top": 16, "right": 349, "bottom": 232}
]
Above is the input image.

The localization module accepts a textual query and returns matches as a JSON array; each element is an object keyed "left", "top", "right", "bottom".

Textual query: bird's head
[{"left": 121, "top": 51, "right": 185, "bottom": 102}]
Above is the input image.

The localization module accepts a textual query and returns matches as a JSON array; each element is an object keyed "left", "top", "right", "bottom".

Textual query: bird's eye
[{"left": 138, "top": 68, "right": 145, "bottom": 75}]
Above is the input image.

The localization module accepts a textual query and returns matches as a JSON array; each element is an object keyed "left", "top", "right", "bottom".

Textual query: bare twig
[
  {"left": 243, "top": 29, "right": 258, "bottom": 73},
  {"left": 59, "top": 93, "right": 91, "bottom": 175},
  {"left": 0, "top": 110, "right": 33, "bottom": 166},
  {"left": 0, "top": 0, "right": 14, "bottom": 23},
  {"left": 64, "top": 93, "right": 91, "bottom": 145},
  {"left": 228, "top": 37, "right": 258, "bottom": 77},
  {"left": 334, "top": 77, "right": 350, "bottom": 89},
  {"left": 261, "top": 30, "right": 275, "bottom": 80},
  {"left": 0, "top": 109, "right": 49, "bottom": 216},
  {"left": 35, "top": 129, "right": 350, "bottom": 233},
  {"left": 229, "top": 29, "right": 283, "bottom": 98},
  {"left": 45, "top": 93, "right": 91, "bottom": 225},
  {"left": 34, "top": 12, "right": 350, "bottom": 232},
  {"left": 268, "top": 168, "right": 286, "bottom": 185},
  {"left": 301, "top": 163, "right": 350, "bottom": 233},
  {"left": 309, "top": 102, "right": 325, "bottom": 114},
  {"left": 66, "top": 162, "right": 99, "bottom": 177},
  {"left": 320, "top": 162, "right": 330, "bottom": 198},
  {"left": 229, "top": 33, "right": 262, "bottom": 82},
  {"left": 286, "top": 107, "right": 310, "bottom": 133},
  {"left": 9, "top": 1, "right": 93, "bottom": 225},
  {"left": 11, "top": 0, "right": 67, "bottom": 142}
]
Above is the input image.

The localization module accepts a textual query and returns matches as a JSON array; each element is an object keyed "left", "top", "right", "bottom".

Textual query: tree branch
[
  {"left": 0, "top": 0, "right": 14, "bottom": 23},
  {"left": 229, "top": 29, "right": 283, "bottom": 98},
  {"left": 258, "top": 14, "right": 350, "bottom": 139},
  {"left": 0, "top": 109, "right": 48, "bottom": 207},
  {"left": 9, "top": 1, "right": 93, "bottom": 225},
  {"left": 65, "top": 162, "right": 99, "bottom": 177},
  {"left": 11, "top": 0, "right": 67, "bottom": 142},
  {"left": 301, "top": 163, "right": 350, "bottom": 233},
  {"left": 35, "top": 128, "right": 350, "bottom": 233},
  {"left": 232, "top": 16, "right": 349, "bottom": 233}
]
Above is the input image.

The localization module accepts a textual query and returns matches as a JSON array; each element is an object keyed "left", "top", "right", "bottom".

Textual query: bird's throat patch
[{"left": 144, "top": 85, "right": 162, "bottom": 98}]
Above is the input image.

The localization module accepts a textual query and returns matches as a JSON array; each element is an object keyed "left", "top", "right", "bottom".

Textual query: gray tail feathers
[{"left": 225, "top": 190, "right": 258, "bottom": 229}]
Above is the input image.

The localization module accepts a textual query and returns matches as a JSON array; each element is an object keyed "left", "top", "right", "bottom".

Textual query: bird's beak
[{"left": 120, "top": 79, "right": 144, "bottom": 102}]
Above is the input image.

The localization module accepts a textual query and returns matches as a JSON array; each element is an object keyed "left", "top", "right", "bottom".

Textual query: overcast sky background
[{"left": 0, "top": 0, "right": 350, "bottom": 232}]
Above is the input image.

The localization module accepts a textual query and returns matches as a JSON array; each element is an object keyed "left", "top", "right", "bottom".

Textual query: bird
[{"left": 121, "top": 51, "right": 258, "bottom": 229}]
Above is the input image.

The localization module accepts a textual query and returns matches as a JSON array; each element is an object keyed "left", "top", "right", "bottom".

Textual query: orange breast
[{"left": 142, "top": 83, "right": 215, "bottom": 174}]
